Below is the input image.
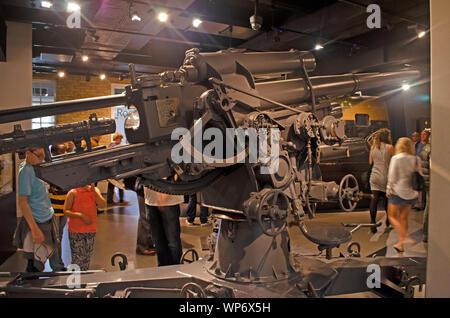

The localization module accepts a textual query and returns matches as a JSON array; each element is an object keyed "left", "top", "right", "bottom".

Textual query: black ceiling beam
[
  {"left": 156, "top": 28, "right": 247, "bottom": 50},
  {"left": 183, "top": 0, "right": 307, "bottom": 30},
  {"left": 1, "top": 4, "right": 69, "bottom": 25}
]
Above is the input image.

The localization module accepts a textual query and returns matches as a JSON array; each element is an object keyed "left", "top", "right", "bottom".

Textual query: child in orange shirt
[{"left": 63, "top": 184, "right": 106, "bottom": 271}]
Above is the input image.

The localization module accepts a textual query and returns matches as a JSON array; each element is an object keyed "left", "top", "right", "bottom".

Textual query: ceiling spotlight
[
  {"left": 418, "top": 30, "right": 426, "bottom": 38},
  {"left": 67, "top": 2, "right": 80, "bottom": 12},
  {"left": 81, "top": 55, "right": 89, "bottom": 62},
  {"left": 58, "top": 71, "right": 65, "bottom": 78},
  {"left": 158, "top": 12, "right": 169, "bottom": 23},
  {"left": 99, "top": 73, "right": 106, "bottom": 80},
  {"left": 131, "top": 13, "right": 141, "bottom": 22},
  {"left": 41, "top": 1, "right": 53, "bottom": 8},
  {"left": 192, "top": 18, "right": 202, "bottom": 28},
  {"left": 315, "top": 44, "right": 324, "bottom": 51},
  {"left": 402, "top": 84, "right": 411, "bottom": 91},
  {"left": 249, "top": 0, "right": 262, "bottom": 31}
]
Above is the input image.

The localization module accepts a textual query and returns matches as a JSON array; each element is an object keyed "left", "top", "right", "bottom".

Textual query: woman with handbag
[{"left": 386, "top": 137, "right": 423, "bottom": 253}]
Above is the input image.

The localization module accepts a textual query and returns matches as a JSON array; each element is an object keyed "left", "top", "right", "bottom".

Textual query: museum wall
[
  {"left": 0, "top": 21, "right": 32, "bottom": 130},
  {"left": 0, "top": 21, "right": 32, "bottom": 264},
  {"left": 427, "top": 0, "right": 450, "bottom": 298},
  {"left": 33, "top": 73, "right": 130, "bottom": 147}
]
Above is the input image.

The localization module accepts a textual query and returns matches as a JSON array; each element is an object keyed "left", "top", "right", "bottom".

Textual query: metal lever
[{"left": 129, "top": 63, "right": 138, "bottom": 89}]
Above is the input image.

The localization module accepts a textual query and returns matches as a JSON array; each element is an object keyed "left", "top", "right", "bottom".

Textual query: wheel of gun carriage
[
  {"left": 338, "top": 174, "right": 360, "bottom": 212},
  {"left": 256, "top": 189, "right": 290, "bottom": 237},
  {"left": 180, "top": 283, "right": 206, "bottom": 298}
]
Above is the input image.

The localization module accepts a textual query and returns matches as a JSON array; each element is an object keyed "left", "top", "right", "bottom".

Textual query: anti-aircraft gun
[{"left": 0, "top": 49, "right": 425, "bottom": 298}]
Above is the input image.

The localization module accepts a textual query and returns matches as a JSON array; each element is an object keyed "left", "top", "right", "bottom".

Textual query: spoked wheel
[
  {"left": 338, "top": 174, "right": 360, "bottom": 212},
  {"left": 180, "top": 249, "right": 199, "bottom": 264},
  {"left": 257, "top": 189, "right": 290, "bottom": 237},
  {"left": 180, "top": 282, "right": 206, "bottom": 298}
]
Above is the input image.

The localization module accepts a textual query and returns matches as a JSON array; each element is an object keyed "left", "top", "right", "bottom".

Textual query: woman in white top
[
  {"left": 386, "top": 137, "right": 422, "bottom": 252},
  {"left": 369, "top": 129, "right": 395, "bottom": 233}
]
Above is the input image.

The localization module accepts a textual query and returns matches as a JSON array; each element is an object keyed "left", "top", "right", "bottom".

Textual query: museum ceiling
[{"left": 0, "top": 0, "right": 430, "bottom": 77}]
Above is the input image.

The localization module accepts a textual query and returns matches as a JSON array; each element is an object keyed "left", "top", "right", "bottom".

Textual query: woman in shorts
[{"left": 386, "top": 137, "right": 422, "bottom": 252}]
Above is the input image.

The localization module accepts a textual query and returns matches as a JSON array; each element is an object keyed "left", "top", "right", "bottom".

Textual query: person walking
[
  {"left": 386, "top": 137, "right": 422, "bottom": 253},
  {"left": 369, "top": 128, "right": 394, "bottom": 233}
]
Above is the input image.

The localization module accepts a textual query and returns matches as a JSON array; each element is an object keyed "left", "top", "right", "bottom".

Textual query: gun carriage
[{"left": 0, "top": 48, "right": 425, "bottom": 298}]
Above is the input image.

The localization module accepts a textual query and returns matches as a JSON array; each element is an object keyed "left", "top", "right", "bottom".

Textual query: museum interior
[{"left": 0, "top": 0, "right": 448, "bottom": 299}]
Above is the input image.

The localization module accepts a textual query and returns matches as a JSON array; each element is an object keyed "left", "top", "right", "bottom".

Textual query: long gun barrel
[
  {"left": 0, "top": 94, "right": 127, "bottom": 124},
  {"left": 0, "top": 115, "right": 116, "bottom": 157},
  {"left": 255, "top": 71, "right": 421, "bottom": 108}
]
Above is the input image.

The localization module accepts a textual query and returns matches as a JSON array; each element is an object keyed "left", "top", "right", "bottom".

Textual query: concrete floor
[{"left": 0, "top": 189, "right": 428, "bottom": 297}]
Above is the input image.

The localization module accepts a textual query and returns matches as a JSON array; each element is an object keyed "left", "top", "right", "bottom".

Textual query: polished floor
[{"left": 0, "top": 189, "right": 428, "bottom": 296}]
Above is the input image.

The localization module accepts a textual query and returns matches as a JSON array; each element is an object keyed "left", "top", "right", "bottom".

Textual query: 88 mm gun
[{"left": 0, "top": 48, "right": 425, "bottom": 298}]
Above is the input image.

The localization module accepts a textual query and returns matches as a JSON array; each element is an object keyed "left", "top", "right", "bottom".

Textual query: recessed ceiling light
[
  {"left": 402, "top": 84, "right": 410, "bottom": 91},
  {"left": 81, "top": 55, "right": 89, "bottom": 62},
  {"left": 131, "top": 13, "right": 141, "bottom": 22},
  {"left": 192, "top": 18, "right": 202, "bottom": 28},
  {"left": 41, "top": 1, "right": 53, "bottom": 8},
  {"left": 99, "top": 73, "right": 106, "bottom": 80},
  {"left": 418, "top": 31, "right": 426, "bottom": 38},
  {"left": 315, "top": 44, "right": 324, "bottom": 51},
  {"left": 58, "top": 71, "right": 65, "bottom": 78},
  {"left": 158, "top": 12, "right": 168, "bottom": 22},
  {"left": 67, "top": 2, "right": 80, "bottom": 12}
]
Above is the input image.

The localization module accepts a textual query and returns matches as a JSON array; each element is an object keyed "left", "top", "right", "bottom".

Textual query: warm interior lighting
[
  {"left": 418, "top": 31, "right": 426, "bottom": 38},
  {"left": 158, "top": 12, "right": 169, "bottom": 22},
  {"left": 402, "top": 84, "right": 411, "bottom": 91},
  {"left": 41, "top": 1, "right": 53, "bottom": 8},
  {"left": 192, "top": 18, "right": 202, "bottom": 28},
  {"left": 99, "top": 73, "right": 106, "bottom": 80},
  {"left": 58, "top": 71, "right": 65, "bottom": 78},
  {"left": 67, "top": 2, "right": 80, "bottom": 12},
  {"left": 131, "top": 13, "right": 141, "bottom": 22},
  {"left": 315, "top": 44, "right": 324, "bottom": 51},
  {"left": 81, "top": 55, "right": 89, "bottom": 62}
]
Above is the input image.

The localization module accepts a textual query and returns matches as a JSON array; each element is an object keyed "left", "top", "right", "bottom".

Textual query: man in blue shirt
[{"left": 16, "top": 147, "right": 65, "bottom": 272}]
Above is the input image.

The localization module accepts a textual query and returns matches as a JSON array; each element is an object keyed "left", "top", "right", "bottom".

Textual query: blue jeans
[
  {"left": 145, "top": 204, "right": 182, "bottom": 266},
  {"left": 186, "top": 194, "right": 209, "bottom": 224}
]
